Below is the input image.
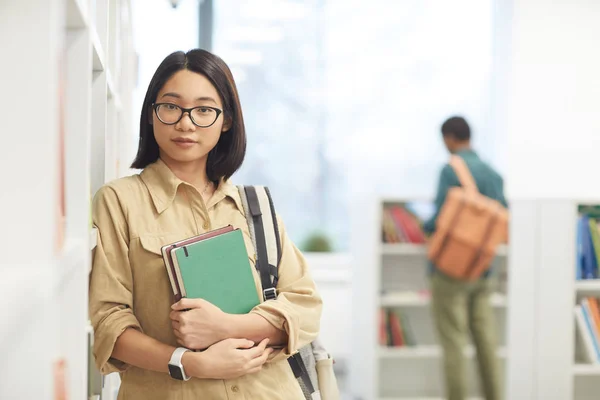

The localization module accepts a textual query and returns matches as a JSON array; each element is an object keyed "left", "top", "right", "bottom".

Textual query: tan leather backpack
[{"left": 427, "top": 155, "right": 509, "bottom": 280}]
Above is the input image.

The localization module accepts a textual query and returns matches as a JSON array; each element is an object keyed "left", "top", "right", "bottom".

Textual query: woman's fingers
[
  {"left": 173, "top": 328, "right": 183, "bottom": 339},
  {"left": 247, "top": 348, "right": 273, "bottom": 369}
]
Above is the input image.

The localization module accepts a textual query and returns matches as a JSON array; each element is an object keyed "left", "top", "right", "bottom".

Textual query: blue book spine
[
  {"left": 577, "top": 216, "right": 584, "bottom": 280},
  {"left": 588, "top": 221, "right": 599, "bottom": 279},
  {"left": 582, "top": 216, "right": 596, "bottom": 280}
]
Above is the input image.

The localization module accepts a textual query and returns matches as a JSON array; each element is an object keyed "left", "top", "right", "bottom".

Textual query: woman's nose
[{"left": 177, "top": 112, "right": 196, "bottom": 131}]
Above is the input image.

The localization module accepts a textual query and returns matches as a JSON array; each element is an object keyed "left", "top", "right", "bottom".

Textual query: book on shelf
[
  {"left": 575, "top": 297, "right": 600, "bottom": 364},
  {"left": 382, "top": 203, "right": 428, "bottom": 244},
  {"left": 379, "top": 308, "right": 417, "bottom": 347},
  {"left": 577, "top": 209, "right": 600, "bottom": 280}
]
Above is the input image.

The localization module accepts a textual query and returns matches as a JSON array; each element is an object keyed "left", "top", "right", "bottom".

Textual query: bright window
[{"left": 213, "top": 0, "right": 495, "bottom": 251}]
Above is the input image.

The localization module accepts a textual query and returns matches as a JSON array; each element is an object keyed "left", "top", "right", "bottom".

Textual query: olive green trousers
[{"left": 430, "top": 271, "right": 501, "bottom": 400}]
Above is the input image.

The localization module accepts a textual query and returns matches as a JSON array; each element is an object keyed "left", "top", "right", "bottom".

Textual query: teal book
[{"left": 170, "top": 228, "right": 260, "bottom": 314}]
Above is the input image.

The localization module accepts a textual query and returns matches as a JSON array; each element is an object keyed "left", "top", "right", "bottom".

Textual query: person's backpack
[
  {"left": 427, "top": 155, "right": 509, "bottom": 280},
  {"left": 237, "top": 185, "right": 340, "bottom": 400}
]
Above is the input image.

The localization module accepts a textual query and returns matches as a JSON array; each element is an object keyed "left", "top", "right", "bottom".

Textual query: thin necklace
[{"left": 201, "top": 180, "right": 212, "bottom": 197}]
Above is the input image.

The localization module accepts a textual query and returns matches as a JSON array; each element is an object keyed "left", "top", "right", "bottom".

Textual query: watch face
[{"left": 168, "top": 364, "right": 184, "bottom": 380}]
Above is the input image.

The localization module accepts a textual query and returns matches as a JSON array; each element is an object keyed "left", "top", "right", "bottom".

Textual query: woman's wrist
[
  {"left": 219, "top": 312, "right": 240, "bottom": 339},
  {"left": 182, "top": 351, "right": 208, "bottom": 379}
]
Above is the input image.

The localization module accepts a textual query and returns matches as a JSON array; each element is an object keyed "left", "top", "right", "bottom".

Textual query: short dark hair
[
  {"left": 131, "top": 49, "right": 246, "bottom": 182},
  {"left": 441, "top": 116, "right": 471, "bottom": 141}
]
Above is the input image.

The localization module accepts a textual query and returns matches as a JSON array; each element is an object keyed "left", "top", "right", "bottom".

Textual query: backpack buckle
[{"left": 263, "top": 287, "right": 277, "bottom": 300}]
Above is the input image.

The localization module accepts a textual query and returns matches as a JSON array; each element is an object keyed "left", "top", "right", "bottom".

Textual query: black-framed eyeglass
[{"left": 152, "top": 103, "right": 223, "bottom": 128}]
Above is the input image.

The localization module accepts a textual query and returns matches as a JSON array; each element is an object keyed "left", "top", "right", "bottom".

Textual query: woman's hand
[
  {"left": 170, "top": 298, "right": 229, "bottom": 350},
  {"left": 184, "top": 338, "right": 273, "bottom": 380}
]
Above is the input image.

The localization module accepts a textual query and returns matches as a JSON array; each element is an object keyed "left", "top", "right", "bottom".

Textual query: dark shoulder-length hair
[{"left": 131, "top": 49, "right": 246, "bottom": 182}]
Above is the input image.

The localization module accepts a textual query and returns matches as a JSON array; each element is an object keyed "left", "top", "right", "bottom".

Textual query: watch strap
[{"left": 169, "top": 347, "right": 190, "bottom": 381}]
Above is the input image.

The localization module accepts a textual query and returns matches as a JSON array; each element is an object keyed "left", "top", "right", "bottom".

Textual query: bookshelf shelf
[
  {"left": 381, "top": 243, "right": 508, "bottom": 257},
  {"left": 380, "top": 397, "right": 484, "bottom": 400},
  {"left": 575, "top": 280, "right": 600, "bottom": 293},
  {"left": 91, "top": 30, "right": 105, "bottom": 72},
  {"left": 573, "top": 364, "right": 600, "bottom": 376},
  {"left": 106, "top": 70, "right": 122, "bottom": 108},
  {"left": 381, "top": 243, "right": 426, "bottom": 256},
  {"left": 66, "top": 0, "right": 88, "bottom": 29},
  {"left": 378, "top": 345, "right": 507, "bottom": 359},
  {"left": 380, "top": 291, "right": 507, "bottom": 308}
]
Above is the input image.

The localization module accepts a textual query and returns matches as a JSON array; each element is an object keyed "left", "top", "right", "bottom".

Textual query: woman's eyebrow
[
  {"left": 195, "top": 96, "right": 217, "bottom": 104},
  {"left": 161, "top": 92, "right": 181, "bottom": 99},
  {"left": 160, "top": 93, "right": 216, "bottom": 104}
]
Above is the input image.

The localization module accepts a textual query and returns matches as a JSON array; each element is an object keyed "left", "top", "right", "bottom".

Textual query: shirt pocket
[
  {"left": 133, "top": 234, "right": 183, "bottom": 302},
  {"left": 138, "top": 235, "right": 172, "bottom": 255},
  {"left": 136, "top": 235, "right": 177, "bottom": 274}
]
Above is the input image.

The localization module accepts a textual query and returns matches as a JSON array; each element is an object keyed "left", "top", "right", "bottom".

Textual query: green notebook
[{"left": 170, "top": 229, "right": 260, "bottom": 314}]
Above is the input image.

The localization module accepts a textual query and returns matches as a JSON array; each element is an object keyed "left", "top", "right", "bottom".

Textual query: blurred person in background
[{"left": 423, "top": 116, "right": 507, "bottom": 400}]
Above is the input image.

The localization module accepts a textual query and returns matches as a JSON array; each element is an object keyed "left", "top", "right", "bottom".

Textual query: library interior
[{"left": 1, "top": 0, "right": 600, "bottom": 399}]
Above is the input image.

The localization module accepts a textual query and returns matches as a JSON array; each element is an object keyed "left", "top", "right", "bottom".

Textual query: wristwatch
[{"left": 168, "top": 347, "right": 191, "bottom": 381}]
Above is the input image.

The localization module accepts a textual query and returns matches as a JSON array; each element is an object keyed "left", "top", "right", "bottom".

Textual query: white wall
[
  {"left": 505, "top": 0, "right": 600, "bottom": 201},
  {"left": 129, "top": 0, "right": 199, "bottom": 164}
]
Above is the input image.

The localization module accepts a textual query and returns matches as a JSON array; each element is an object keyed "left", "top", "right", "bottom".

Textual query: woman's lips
[{"left": 172, "top": 137, "right": 197, "bottom": 148}]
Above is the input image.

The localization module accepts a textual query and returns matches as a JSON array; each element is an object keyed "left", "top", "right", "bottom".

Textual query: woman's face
[{"left": 152, "top": 69, "right": 230, "bottom": 165}]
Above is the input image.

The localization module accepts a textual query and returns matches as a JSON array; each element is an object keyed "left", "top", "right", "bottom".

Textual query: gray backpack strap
[
  {"left": 238, "top": 185, "right": 280, "bottom": 298},
  {"left": 237, "top": 185, "right": 318, "bottom": 397}
]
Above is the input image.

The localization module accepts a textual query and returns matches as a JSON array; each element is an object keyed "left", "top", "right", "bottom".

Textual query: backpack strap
[
  {"left": 449, "top": 155, "right": 478, "bottom": 193},
  {"left": 237, "top": 185, "right": 317, "bottom": 395},
  {"left": 237, "top": 185, "right": 280, "bottom": 299}
]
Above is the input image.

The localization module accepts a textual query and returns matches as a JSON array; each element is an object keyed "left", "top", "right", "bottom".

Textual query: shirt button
[
  {"left": 231, "top": 385, "right": 239, "bottom": 393},
  {"left": 203, "top": 221, "right": 209, "bottom": 229}
]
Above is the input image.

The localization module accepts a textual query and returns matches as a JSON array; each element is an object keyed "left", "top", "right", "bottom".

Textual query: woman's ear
[{"left": 221, "top": 116, "right": 232, "bottom": 132}]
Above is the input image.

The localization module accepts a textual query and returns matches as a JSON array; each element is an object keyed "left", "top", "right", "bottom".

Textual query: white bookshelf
[
  {"left": 572, "top": 206, "right": 600, "bottom": 400},
  {"left": 351, "top": 197, "right": 509, "bottom": 400},
  {"left": 0, "top": 1, "right": 134, "bottom": 399}
]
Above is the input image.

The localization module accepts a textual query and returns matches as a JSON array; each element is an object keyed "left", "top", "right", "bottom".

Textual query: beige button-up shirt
[{"left": 89, "top": 159, "right": 322, "bottom": 400}]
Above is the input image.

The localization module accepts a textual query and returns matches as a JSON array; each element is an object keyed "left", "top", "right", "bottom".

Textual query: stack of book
[
  {"left": 575, "top": 297, "right": 600, "bottom": 363},
  {"left": 161, "top": 225, "right": 260, "bottom": 314},
  {"left": 576, "top": 208, "right": 600, "bottom": 280},
  {"left": 382, "top": 204, "right": 427, "bottom": 244},
  {"left": 378, "top": 308, "right": 417, "bottom": 347}
]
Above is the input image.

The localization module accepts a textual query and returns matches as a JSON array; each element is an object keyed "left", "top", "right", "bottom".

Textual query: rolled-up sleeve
[
  {"left": 90, "top": 186, "right": 142, "bottom": 374},
  {"left": 250, "top": 215, "right": 323, "bottom": 360}
]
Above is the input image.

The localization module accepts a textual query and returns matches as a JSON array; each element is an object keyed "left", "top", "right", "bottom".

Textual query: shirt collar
[
  {"left": 210, "top": 176, "right": 245, "bottom": 213},
  {"left": 139, "top": 158, "right": 244, "bottom": 214},
  {"left": 454, "top": 148, "right": 478, "bottom": 158}
]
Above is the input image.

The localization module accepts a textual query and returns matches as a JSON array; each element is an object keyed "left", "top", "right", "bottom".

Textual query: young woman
[{"left": 89, "top": 49, "right": 322, "bottom": 399}]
